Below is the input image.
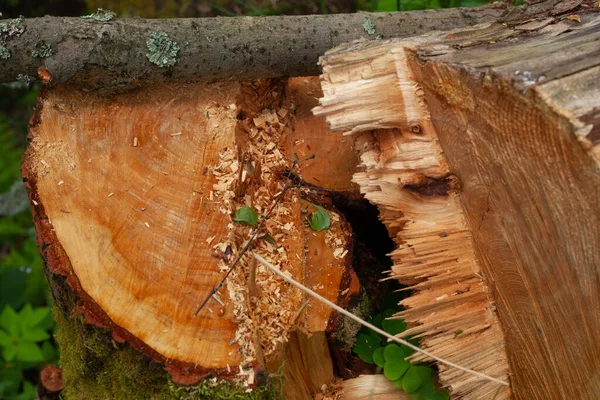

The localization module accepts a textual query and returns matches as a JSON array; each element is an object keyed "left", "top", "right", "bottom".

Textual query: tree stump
[
  {"left": 23, "top": 77, "right": 360, "bottom": 399},
  {"left": 314, "top": 11, "right": 599, "bottom": 400},
  {"left": 19, "top": 6, "right": 599, "bottom": 400}
]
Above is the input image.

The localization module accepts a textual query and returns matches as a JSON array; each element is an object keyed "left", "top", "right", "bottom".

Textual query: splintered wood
[
  {"left": 314, "top": 40, "right": 510, "bottom": 399},
  {"left": 23, "top": 77, "right": 354, "bottom": 389}
]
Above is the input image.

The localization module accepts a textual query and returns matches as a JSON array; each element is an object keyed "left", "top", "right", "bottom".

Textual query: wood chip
[
  {"left": 206, "top": 236, "right": 216, "bottom": 245},
  {"left": 108, "top": 192, "right": 114, "bottom": 197},
  {"left": 133, "top": 137, "right": 138, "bottom": 147},
  {"left": 171, "top": 132, "right": 182, "bottom": 136},
  {"left": 144, "top": 222, "right": 150, "bottom": 228},
  {"left": 58, "top": 180, "right": 64, "bottom": 185}
]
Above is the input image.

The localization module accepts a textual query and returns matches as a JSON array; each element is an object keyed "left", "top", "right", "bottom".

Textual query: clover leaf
[
  {"left": 233, "top": 205, "right": 258, "bottom": 226},
  {"left": 373, "top": 347, "right": 385, "bottom": 367},
  {"left": 352, "top": 332, "right": 381, "bottom": 364},
  {"left": 308, "top": 205, "right": 330, "bottom": 232},
  {"left": 384, "top": 359, "right": 410, "bottom": 381},
  {"left": 402, "top": 365, "right": 433, "bottom": 393}
]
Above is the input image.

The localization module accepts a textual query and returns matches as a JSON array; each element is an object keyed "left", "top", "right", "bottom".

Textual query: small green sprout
[
  {"left": 308, "top": 205, "right": 330, "bottom": 232},
  {"left": 146, "top": 31, "right": 180, "bottom": 68},
  {"left": 351, "top": 305, "right": 450, "bottom": 400},
  {"left": 31, "top": 42, "right": 53, "bottom": 59},
  {"left": 363, "top": 19, "right": 376, "bottom": 35},
  {"left": 233, "top": 205, "right": 258, "bottom": 226},
  {"left": 82, "top": 8, "right": 116, "bottom": 22}
]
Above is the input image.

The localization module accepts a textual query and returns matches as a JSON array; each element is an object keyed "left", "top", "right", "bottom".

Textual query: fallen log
[
  {"left": 18, "top": 3, "right": 599, "bottom": 399},
  {"left": 314, "top": 10, "right": 599, "bottom": 400},
  {"left": 4, "top": 2, "right": 580, "bottom": 89}
]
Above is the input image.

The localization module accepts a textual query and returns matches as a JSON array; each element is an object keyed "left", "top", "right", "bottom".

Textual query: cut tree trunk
[
  {"left": 23, "top": 76, "right": 362, "bottom": 399},
  {"left": 314, "top": 10, "right": 599, "bottom": 400},
  {"left": 19, "top": 4, "right": 598, "bottom": 400}
]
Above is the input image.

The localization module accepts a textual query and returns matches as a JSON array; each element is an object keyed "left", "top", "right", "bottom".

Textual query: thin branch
[
  {"left": 252, "top": 252, "right": 509, "bottom": 387},
  {"left": 193, "top": 153, "right": 314, "bottom": 317}
]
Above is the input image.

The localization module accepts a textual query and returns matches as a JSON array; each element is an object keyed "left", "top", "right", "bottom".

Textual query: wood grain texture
[
  {"left": 338, "top": 374, "right": 410, "bottom": 399},
  {"left": 22, "top": 78, "right": 357, "bottom": 391},
  {"left": 408, "top": 13, "right": 600, "bottom": 399},
  {"left": 314, "top": 37, "right": 510, "bottom": 399}
]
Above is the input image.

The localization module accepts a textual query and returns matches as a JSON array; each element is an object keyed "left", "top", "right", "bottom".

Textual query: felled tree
[{"left": 9, "top": 1, "right": 599, "bottom": 399}]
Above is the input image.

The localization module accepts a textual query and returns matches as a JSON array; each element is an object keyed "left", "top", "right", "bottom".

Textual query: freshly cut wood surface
[
  {"left": 337, "top": 374, "right": 410, "bottom": 400},
  {"left": 315, "top": 13, "right": 600, "bottom": 400},
  {"left": 23, "top": 77, "right": 356, "bottom": 388},
  {"left": 409, "top": 14, "right": 600, "bottom": 399},
  {"left": 314, "top": 37, "right": 509, "bottom": 400}
]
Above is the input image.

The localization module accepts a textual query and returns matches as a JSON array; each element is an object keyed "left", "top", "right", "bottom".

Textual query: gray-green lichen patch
[
  {"left": 16, "top": 74, "right": 35, "bottom": 85},
  {"left": 82, "top": 8, "right": 116, "bottom": 22},
  {"left": 0, "top": 44, "right": 10, "bottom": 60},
  {"left": 146, "top": 31, "right": 180, "bottom": 68},
  {"left": 362, "top": 19, "right": 376, "bottom": 35},
  {"left": 31, "top": 42, "right": 53, "bottom": 59},
  {"left": 0, "top": 15, "right": 25, "bottom": 37}
]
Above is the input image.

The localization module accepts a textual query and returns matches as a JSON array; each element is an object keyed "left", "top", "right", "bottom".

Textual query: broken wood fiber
[{"left": 314, "top": 13, "right": 600, "bottom": 400}]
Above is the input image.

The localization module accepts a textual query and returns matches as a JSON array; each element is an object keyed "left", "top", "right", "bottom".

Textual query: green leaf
[
  {"left": 0, "top": 329, "right": 12, "bottom": 346},
  {"left": 382, "top": 318, "right": 407, "bottom": 336},
  {"left": 383, "top": 343, "right": 405, "bottom": 361},
  {"left": 0, "top": 267, "right": 27, "bottom": 309},
  {"left": 383, "top": 359, "right": 410, "bottom": 381},
  {"left": 411, "top": 381, "right": 436, "bottom": 400},
  {"left": 15, "top": 380, "right": 36, "bottom": 400},
  {"left": 2, "top": 344, "right": 17, "bottom": 362},
  {"left": 368, "top": 313, "right": 383, "bottom": 329},
  {"left": 372, "top": 347, "right": 385, "bottom": 367},
  {"left": 233, "top": 205, "right": 258, "bottom": 226},
  {"left": 308, "top": 205, "right": 330, "bottom": 232},
  {"left": 352, "top": 332, "right": 381, "bottom": 364},
  {"left": 376, "top": 0, "right": 399, "bottom": 11},
  {"left": 16, "top": 341, "right": 44, "bottom": 362},
  {"left": 431, "top": 390, "right": 450, "bottom": 400},
  {"left": 41, "top": 341, "right": 59, "bottom": 363},
  {"left": 402, "top": 365, "right": 433, "bottom": 393},
  {"left": 23, "top": 307, "right": 49, "bottom": 329},
  {"left": 0, "top": 363, "right": 22, "bottom": 396},
  {"left": 21, "top": 328, "right": 49, "bottom": 342},
  {"left": 401, "top": 337, "right": 421, "bottom": 357},
  {"left": 0, "top": 305, "right": 19, "bottom": 337}
]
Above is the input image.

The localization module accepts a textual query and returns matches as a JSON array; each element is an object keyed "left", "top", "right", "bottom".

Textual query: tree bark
[
  {"left": 0, "top": 7, "right": 516, "bottom": 90},
  {"left": 314, "top": 10, "right": 599, "bottom": 400}
]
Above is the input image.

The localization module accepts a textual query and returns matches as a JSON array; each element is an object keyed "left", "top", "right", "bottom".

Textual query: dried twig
[
  {"left": 193, "top": 153, "right": 315, "bottom": 317},
  {"left": 252, "top": 252, "right": 509, "bottom": 387}
]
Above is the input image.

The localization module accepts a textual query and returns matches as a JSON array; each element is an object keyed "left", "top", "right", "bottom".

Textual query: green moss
[
  {"left": 167, "top": 377, "right": 282, "bottom": 400},
  {"left": 334, "top": 289, "right": 371, "bottom": 351},
  {"left": 31, "top": 42, "right": 53, "bottom": 59},
  {"left": 146, "top": 31, "right": 180, "bottom": 68},
  {"left": 51, "top": 279, "right": 279, "bottom": 399},
  {"left": 53, "top": 305, "right": 173, "bottom": 399},
  {"left": 82, "top": 8, "right": 116, "bottom": 22},
  {"left": 0, "top": 44, "right": 10, "bottom": 60}
]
